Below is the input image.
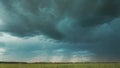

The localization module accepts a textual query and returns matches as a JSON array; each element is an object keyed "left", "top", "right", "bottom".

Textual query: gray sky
[{"left": 0, "top": 0, "right": 120, "bottom": 62}]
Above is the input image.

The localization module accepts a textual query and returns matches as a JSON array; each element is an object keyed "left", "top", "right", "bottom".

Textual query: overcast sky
[{"left": 0, "top": 0, "right": 120, "bottom": 62}]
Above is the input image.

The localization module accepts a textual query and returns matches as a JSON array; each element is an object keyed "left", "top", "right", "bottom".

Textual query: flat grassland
[{"left": 0, "top": 63, "right": 120, "bottom": 68}]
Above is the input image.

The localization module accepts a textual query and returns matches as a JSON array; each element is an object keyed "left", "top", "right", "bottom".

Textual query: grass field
[{"left": 0, "top": 63, "right": 120, "bottom": 68}]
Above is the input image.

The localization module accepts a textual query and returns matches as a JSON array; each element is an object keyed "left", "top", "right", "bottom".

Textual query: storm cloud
[{"left": 0, "top": 0, "right": 120, "bottom": 62}]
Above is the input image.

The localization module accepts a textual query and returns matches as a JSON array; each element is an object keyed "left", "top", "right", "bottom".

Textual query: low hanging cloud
[
  {"left": 0, "top": 33, "right": 93, "bottom": 62},
  {"left": 0, "top": 0, "right": 120, "bottom": 61}
]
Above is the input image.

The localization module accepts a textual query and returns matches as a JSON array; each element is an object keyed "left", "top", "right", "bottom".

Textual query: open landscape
[
  {"left": 0, "top": 0, "right": 120, "bottom": 68},
  {"left": 0, "top": 62, "right": 120, "bottom": 68}
]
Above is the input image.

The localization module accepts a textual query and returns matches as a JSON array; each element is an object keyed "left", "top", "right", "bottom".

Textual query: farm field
[{"left": 0, "top": 63, "right": 120, "bottom": 68}]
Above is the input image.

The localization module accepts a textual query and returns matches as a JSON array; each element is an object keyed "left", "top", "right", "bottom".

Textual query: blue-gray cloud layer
[{"left": 0, "top": 0, "right": 120, "bottom": 61}]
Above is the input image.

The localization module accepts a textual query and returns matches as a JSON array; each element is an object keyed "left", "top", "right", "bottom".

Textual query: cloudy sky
[{"left": 0, "top": 0, "right": 120, "bottom": 62}]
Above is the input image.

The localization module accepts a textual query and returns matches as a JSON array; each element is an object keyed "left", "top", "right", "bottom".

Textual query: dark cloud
[
  {"left": 0, "top": 0, "right": 63, "bottom": 39},
  {"left": 0, "top": 0, "right": 120, "bottom": 61}
]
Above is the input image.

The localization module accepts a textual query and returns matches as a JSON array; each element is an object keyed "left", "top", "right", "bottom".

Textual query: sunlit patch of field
[{"left": 0, "top": 63, "right": 120, "bottom": 68}]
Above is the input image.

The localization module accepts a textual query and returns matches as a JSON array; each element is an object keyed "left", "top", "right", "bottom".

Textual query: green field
[{"left": 0, "top": 63, "right": 120, "bottom": 68}]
